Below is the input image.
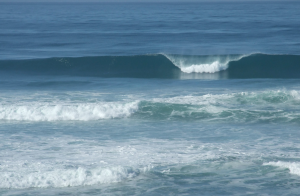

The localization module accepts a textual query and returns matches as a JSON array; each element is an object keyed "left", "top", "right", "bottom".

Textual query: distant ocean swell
[
  {"left": 1, "top": 90, "right": 299, "bottom": 123},
  {"left": 1, "top": 53, "right": 300, "bottom": 78}
]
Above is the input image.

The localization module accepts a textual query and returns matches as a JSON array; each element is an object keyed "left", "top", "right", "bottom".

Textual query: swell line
[{"left": 0, "top": 53, "right": 300, "bottom": 79}]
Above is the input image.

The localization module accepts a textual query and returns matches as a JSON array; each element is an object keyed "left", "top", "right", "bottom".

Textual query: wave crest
[{"left": 164, "top": 54, "right": 246, "bottom": 73}]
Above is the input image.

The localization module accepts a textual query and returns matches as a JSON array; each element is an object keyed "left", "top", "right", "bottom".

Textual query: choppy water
[{"left": 1, "top": 2, "right": 300, "bottom": 196}]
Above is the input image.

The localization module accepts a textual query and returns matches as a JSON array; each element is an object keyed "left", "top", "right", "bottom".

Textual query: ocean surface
[{"left": 1, "top": 2, "right": 300, "bottom": 195}]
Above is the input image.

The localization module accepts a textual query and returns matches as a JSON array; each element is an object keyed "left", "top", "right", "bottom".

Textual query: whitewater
[
  {"left": 1, "top": 1, "right": 300, "bottom": 196},
  {"left": 1, "top": 90, "right": 300, "bottom": 123},
  {"left": 164, "top": 54, "right": 247, "bottom": 73},
  {"left": 1, "top": 59, "right": 300, "bottom": 196}
]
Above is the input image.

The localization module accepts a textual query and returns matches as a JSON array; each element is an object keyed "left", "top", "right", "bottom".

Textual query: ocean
[{"left": 1, "top": 1, "right": 300, "bottom": 195}]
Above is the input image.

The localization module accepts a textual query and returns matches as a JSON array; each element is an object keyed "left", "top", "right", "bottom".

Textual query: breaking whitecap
[
  {"left": 164, "top": 54, "right": 247, "bottom": 73},
  {"left": 0, "top": 101, "right": 139, "bottom": 121}
]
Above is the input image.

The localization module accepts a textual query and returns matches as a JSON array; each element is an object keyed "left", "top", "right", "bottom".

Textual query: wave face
[
  {"left": 0, "top": 55, "right": 180, "bottom": 78},
  {"left": 1, "top": 54, "right": 300, "bottom": 79}
]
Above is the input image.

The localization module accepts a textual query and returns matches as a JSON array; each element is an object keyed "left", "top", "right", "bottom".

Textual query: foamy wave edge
[
  {"left": 0, "top": 102, "right": 139, "bottom": 121},
  {"left": 0, "top": 165, "right": 152, "bottom": 189},
  {"left": 264, "top": 161, "right": 300, "bottom": 176}
]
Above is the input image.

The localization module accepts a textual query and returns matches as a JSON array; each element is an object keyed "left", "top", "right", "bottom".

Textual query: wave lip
[{"left": 0, "top": 101, "right": 139, "bottom": 121}]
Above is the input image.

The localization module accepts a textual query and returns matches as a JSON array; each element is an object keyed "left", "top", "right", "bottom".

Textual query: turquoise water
[{"left": 1, "top": 2, "right": 300, "bottom": 196}]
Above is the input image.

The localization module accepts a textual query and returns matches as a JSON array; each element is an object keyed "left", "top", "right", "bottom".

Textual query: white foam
[
  {"left": 264, "top": 161, "right": 300, "bottom": 176},
  {"left": 150, "top": 90, "right": 300, "bottom": 122},
  {"left": 152, "top": 90, "right": 300, "bottom": 106},
  {"left": 1, "top": 165, "right": 137, "bottom": 189},
  {"left": 1, "top": 90, "right": 299, "bottom": 122},
  {"left": 2, "top": 133, "right": 300, "bottom": 189},
  {"left": 0, "top": 101, "right": 139, "bottom": 121},
  {"left": 152, "top": 94, "right": 233, "bottom": 105},
  {"left": 163, "top": 54, "right": 247, "bottom": 73},
  {"left": 0, "top": 136, "right": 231, "bottom": 189},
  {"left": 180, "top": 61, "right": 228, "bottom": 73}
]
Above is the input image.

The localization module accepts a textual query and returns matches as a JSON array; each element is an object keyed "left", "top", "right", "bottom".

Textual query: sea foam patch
[
  {"left": 143, "top": 90, "right": 300, "bottom": 122},
  {"left": 152, "top": 90, "right": 300, "bottom": 106},
  {"left": 0, "top": 135, "right": 245, "bottom": 189},
  {"left": 2, "top": 133, "right": 300, "bottom": 189}
]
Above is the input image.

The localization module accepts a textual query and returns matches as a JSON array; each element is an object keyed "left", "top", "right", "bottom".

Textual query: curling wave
[
  {"left": 164, "top": 54, "right": 246, "bottom": 73},
  {"left": 1, "top": 53, "right": 300, "bottom": 79}
]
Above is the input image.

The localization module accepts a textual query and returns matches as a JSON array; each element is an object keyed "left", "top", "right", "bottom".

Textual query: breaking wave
[
  {"left": 1, "top": 165, "right": 139, "bottom": 189},
  {"left": 1, "top": 90, "right": 300, "bottom": 123},
  {"left": 1, "top": 53, "right": 300, "bottom": 79},
  {"left": 264, "top": 161, "right": 300, "bottom": 176},
  {"left": 164, "top": 54, "right": 246, "bottom": 73},
  {"left": 0, "top": 102, "right": 139, "bottom": 121}
]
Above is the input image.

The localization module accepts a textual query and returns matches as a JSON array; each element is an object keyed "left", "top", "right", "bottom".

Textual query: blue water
[{"left": 1, "top": 2, "right": 300, "bottom": 196}]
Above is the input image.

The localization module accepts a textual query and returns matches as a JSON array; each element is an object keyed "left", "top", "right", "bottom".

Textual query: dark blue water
[
  {"left": 1, "top": 2, "right": 300, "bottom": 196},
  {"left": 1, "top": 2, "right": 300, "bottom": 59}
]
